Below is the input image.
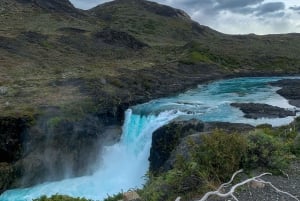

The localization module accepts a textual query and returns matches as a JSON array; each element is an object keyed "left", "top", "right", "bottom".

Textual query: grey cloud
[
  {"left": 215, "top": 0, "right": 263, "bottom": 10},
  {"left": 290, "top": 6, "right": 300, "bottom": 12},
  {"left": 256, "top": 2, "right": 285, "bottom": 16}
]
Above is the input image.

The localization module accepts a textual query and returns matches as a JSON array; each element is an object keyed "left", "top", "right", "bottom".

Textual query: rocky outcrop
[
  {"left": 271, "top": 79, "right": 300, "bottom": 107},
  {"left": 231, "top": 103, "right": 296, "bottom": 119},
  {"left": 149, "top": 119, "right": 204, "bottom": 174},
  {"left": 149, "top": 119, "right": 254, "bottom": 173}
]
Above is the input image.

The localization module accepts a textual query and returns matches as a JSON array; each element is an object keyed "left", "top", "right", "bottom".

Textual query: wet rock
[
  {"left": 0, "top": 116, "right": 31, "bottom": 163},
  {"left": 0, "top": 163, "right": 14, "bottom": 194},
  {"left": 231, "top": 103, "right": 296, "bottom": 119},
  {"left": 0, "top": 116, "right": 32, "bottom": 192}
]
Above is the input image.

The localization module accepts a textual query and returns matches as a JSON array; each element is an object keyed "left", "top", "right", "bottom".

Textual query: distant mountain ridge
[{"left": 15, "top": 0, "right": 78, "bottom": 12}]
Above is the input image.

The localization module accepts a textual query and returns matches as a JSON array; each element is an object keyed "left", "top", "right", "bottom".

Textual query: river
[{"left": 1, "top": 77, "right": 299, "bottom": 201}]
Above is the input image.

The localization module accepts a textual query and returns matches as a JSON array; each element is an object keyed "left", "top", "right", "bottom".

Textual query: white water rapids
[{"left": 1, "top": 77, "right": 299, "bottom": 201}]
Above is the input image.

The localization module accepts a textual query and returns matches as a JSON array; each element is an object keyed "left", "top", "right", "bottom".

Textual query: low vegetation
[
  {"left": 33, "top": 195, "right": 92, "bottom": 201},
  {"left": 140, "top": 122, "right": 299, "bottom": 201}
]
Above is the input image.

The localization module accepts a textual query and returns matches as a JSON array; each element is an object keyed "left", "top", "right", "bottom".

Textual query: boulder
[{"left": 123, "top": 191, "right": 142, "bottom": 201}]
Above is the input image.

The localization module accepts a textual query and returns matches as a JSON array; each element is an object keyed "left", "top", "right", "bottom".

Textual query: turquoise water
[{"left": 1, "top": 77, "right": 299, "bottom": 201}]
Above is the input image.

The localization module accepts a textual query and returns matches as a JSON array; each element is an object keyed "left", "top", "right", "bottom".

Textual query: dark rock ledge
[{"left": 231, "top": 102, "right": 297, "bottom": 119}]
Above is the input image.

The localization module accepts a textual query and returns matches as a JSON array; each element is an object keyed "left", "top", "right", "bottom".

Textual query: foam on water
[{"left": 1, "top": 77, "right": 299, "bottom": 201}]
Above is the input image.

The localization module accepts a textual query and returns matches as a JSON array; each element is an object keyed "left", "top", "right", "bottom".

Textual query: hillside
[
  {"left": 1, "top": 0, "right": 300, "bottom": 193},
  {"left": 1, "top": 0, "right": 300, "bottom": 118}
]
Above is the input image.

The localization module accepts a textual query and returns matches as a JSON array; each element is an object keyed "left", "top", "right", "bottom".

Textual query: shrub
[
  {"left": 33, "top": 195, "right": 93, "bottom": 201},
  {"left": 103, "top": 193, "right": 123, "bottom": 201},
  {"left": 244, "top": 129, "right": 291, "bottom": 172},
  {"left": 141, "top": 130, "right": 248, "bottom": 201},
  {"left": 191, "top": 130, "right": 247, "bottom": 182}
]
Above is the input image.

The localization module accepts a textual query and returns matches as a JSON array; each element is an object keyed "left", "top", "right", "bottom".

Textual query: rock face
[
  {"left": 0, "top": 116, "right": 32, "bottom": 193},
  {"left": 149, "top": 119, "right": 204, "bottom": 174},
  {"left": 231, "top": 103, "right": 296, "bottom": 119},
  {"left": 271, "top": 79, "right": 300, "bottom": 107},
  {"left": 0, "top": 117, "right": 31, "bottom": 163}
]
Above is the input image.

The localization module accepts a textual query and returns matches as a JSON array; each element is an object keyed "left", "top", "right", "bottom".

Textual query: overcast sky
[{"left": 69, "top": 0, "right": 300, "bottom": 35}]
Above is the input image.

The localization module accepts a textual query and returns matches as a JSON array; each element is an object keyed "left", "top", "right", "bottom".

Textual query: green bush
[
  {"left": 103, "top": 193, "right": 123, "bottom": 201},
  {"left": 192, "top": 130, "right": 247, "bottom": 182},
  {"left": 33, "top": 195, "right": 93, "bottom": 201},
  {"left": 244, "top": 129, "right": 292, "bottom": 172}
]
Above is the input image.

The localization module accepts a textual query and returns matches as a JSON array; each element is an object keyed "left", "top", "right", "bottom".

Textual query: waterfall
[{"left": 0, "top": 110, "right": 182, "bottom": 201}]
